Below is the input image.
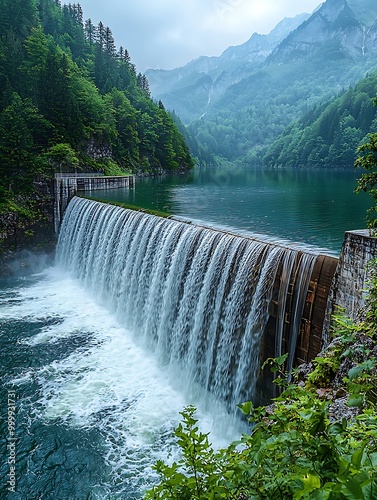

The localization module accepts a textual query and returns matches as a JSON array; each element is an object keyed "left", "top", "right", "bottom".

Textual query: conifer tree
[
  {"left": 104, "top": 26, "right": 116, "bottom": 56},
  {"left": 96, "top": 21, "right": 105, "bottom": 48},
  {"left": 118, "top": 47, "right": 131, "bottom": 64},
  {"left": 84, "top": 18, "right": 96, "bottom": 45},
  {"left": 137, "top": 73, "right": 151, "bottom": 96}
]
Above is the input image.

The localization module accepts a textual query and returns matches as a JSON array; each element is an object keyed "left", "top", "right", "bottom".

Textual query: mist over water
[{"left": 1, "top": 259, "right": 245, "bottom": 498}]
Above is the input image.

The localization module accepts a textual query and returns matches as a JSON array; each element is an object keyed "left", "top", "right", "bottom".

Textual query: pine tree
[
  {"left": 84, "top": 18, "right": 96, "bottom": 45},
  {"left": 104, "top": 26, "right": 116, "bottom": 56},
  {"left": 96, "top": 21, "right": 105, "bottom": 49},
  {"left": 74, "top": 3, "right": 84, "bottom": 26},
  {"left": 118, "top": 46, "right": 131, "bottom": 64},
  {"left": 137, "top": 73, "right": 150, "bottom": 96}
]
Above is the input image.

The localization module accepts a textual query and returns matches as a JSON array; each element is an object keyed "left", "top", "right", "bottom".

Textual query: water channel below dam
[{"left": 0, "top": 166, "right": 372, "bottom": 498}]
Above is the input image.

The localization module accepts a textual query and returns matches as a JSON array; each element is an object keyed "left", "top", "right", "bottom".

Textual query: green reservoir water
[{"left": 89, "top": 166, "right": 371, "bottom": 255}]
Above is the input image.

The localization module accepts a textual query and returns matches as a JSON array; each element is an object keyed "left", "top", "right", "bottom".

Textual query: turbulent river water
[
  {"left": 0, "top": 268, "right": 239, "bottom": 498},
  {"left": 0, "top": 166, "right": 370, "bottom": 498}
]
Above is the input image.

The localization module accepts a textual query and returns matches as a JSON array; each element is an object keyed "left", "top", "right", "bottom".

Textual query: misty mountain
[
  {"left": 264, "top": 71, "right": 377, "bottom": 169},
  {"left": 267, "top": 0, "right": 377, "bottom": 63},
  {"left": 147, "top": 0, "right": 377, "bottom": 166},
  {"left": 146, "top": 13, "right": 310, "bottom": 123}
]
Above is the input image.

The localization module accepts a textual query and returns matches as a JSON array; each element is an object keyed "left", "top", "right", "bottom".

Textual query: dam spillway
[{"left": 56, "top": 196, "right": 338, "bottom": 408}]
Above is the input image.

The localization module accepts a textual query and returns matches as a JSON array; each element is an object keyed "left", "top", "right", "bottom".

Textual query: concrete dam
[{"left": 55, "top": 190, "right": 375, "bottom": 408}]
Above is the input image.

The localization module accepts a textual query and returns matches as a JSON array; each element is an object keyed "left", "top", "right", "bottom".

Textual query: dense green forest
[
  {"left": 147, "top": 0, "right": 377, "bottom": 167},
  {"left": 188, "top": 46, "right": 377, "bottom": 166},
  {"left": 0, "top": 0, "right": 193, "bottom": 221},
  {"left": 264, "top": 72, "right": 377, "bottom": 169}
]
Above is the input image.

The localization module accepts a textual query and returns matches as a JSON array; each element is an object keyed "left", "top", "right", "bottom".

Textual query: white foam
[{"left": 2, "top": 267, "right": 242, "bottom": 495}]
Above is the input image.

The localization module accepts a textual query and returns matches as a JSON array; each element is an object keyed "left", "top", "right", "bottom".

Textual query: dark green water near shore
[{"left": 90, "top": 166, "right": 371, "bottom": 254}]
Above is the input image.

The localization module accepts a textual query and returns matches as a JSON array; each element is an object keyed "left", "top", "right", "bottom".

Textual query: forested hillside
[
  {"left": 147, "top": 0, "right": 377, "bottom": 166},
  {"left": 0, "top": 0, "right": 193, "bottom": 228},
  {"left": 146, "top": 13, "right": 309, "bottom": 124},
  {"left": 264, "top": 71, "right": 377, "bottom": 168}
]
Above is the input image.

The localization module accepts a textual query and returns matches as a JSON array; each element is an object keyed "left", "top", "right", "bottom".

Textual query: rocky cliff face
[
  {"left": 146, "top": 13, "right": 310, "bottom": 123},
  {"left": 268, "top": 0, "right": 377, "bottom": 63},
  {"left": 216, "top": 14, "right": 311, "bottom": 65}
]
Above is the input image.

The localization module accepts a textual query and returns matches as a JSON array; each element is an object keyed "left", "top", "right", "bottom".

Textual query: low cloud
[{"left": 63, "top": 0, "right": 320, "bottom": 72}]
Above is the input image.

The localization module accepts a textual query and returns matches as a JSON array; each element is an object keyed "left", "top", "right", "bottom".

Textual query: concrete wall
[
  {"left": 256, "top": 252, "right": 338, "bottom": 403},
  {"left": 256, "top": 230, "right": 377, "bottom": 402},
  {"left": 324, "top": 230, "right": 377, "bottom": 343},
  {"left": 54, "top": 174, "right": 135, "bottom": 233}
]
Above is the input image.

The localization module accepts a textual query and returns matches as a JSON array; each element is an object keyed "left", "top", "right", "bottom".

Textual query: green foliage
[
  {"left": 306, "top": 356, "right": 341, "bottom": 388},
  {"left": 97, "top": 159, "right": 128, "bottom": 177},
  {"left": 42, "top": 143, "right": 79, "bottom": 172},
  {"left": 145, "top": 274, "right": 377, "bottom": 500},
  {"left": 265, "top": 73, "right": 377, "bottom": 169},
  {"left": 355, "top": 100, "right": 377, "bottom": 230},
  {"left": 0, "top": 0, "right": 193, "bottom": 226},
  {"left": 145, "top": 405, "right": 232, "bottom": 500},
  {"left": 262, "top": 353, "right": 290, "bottom": 388},
  {"left": 145, "top": 397, "right": 377, "bottom": 499},
  {"left": 364, "top": 259, "right": 377, "bottom": 332},
  {"left": 0, "top": 92, "right": 49, "bottom": 194}
]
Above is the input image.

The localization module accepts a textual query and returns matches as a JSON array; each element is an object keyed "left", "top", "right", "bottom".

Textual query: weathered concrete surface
[
  {"left": 256, "top": 252, "right": 338, "bottom": 404},
  {"left": 257, "top": 229, "right": 377, "bottom": 403},
  {"left": 324, "top": 230, "right": 377, "bottom": 343},
  {"left": 54, "top": 174, "right": 135, "bottom": 232}
]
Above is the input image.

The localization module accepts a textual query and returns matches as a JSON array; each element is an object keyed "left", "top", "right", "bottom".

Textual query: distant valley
[{"left": 147, "top": 0, "right": 377, "bottom": 167}]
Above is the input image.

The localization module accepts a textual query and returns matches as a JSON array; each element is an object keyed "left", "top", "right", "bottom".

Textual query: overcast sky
[{"left": 63, "top": 0, "right": 321, "bottom": 72}]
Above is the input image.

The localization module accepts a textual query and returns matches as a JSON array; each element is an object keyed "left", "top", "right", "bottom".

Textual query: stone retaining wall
[{"left": 324, "top": 230, "right": 377, "bottom": 343}]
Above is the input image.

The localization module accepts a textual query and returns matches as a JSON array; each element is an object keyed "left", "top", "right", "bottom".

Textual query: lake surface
[{"left": 90, "top": 166, "right": 371, "bottom": 255}]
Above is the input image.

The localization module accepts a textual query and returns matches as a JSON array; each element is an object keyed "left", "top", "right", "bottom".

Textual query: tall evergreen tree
[
  {"left": 96, "top": 21, "right": 105, "bottom": 48},
  {"left": 84, "top": 18, "right": 95, "bottom": 45},
  {"left": 137, "top": 73, "right": 151, "bottom": 96},
  {"left": 104, "top": 26, "right": 116, "bottom": 56}
]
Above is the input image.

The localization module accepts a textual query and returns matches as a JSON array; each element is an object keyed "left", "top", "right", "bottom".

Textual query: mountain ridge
[
  {"left": 147, "top": 0, "right": 377, "bottom": 165},
  {"left": 146, "top": 13, "right": 311, "bottom": 123},
  {"left": 267, "top": 0, "right": 377, "bottom": 63}
]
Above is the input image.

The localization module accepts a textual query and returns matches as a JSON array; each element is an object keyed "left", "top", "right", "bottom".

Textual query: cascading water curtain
[{"left": 57, "top": 197, "right": 318, "bottom": 412}]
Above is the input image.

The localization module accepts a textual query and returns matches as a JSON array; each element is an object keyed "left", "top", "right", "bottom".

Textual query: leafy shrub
[{"left": 145, "top": 307, "right": 377, "bottom": 500}]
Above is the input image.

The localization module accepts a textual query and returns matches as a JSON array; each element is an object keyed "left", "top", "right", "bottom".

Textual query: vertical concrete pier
[{"left": 54, "top": 174, "right": 135, "bottom": 233}]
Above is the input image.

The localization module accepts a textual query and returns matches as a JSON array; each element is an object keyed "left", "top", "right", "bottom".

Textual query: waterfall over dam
[{"left": 56, "top": 197, "right": 338, "bottom": 408}]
